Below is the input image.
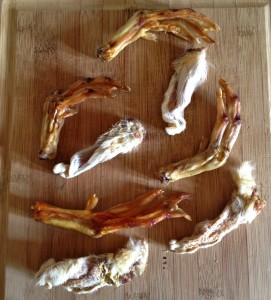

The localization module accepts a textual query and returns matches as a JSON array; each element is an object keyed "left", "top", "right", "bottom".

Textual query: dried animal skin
[
  {"left": 39, "top": 77, "right": 130, "bottom": 160},
  {"left": 35, "top": 238, "right": 148, "bottom": 294},
  {"left": 97, "top": 9, "right": 220, "bottom": 61},
  {"left": 53, "top": 119, "right": 145, "bottom": 179},
  {"left": 159, "top": 78, "right": 241, "bottom": 183},
  {"left": 162, "top": 48, "right": 208, "bottom": 135},
  {"left": 169, "top": 162, "right": 266, "bottom": 254},
  {"left": 32, "top": 189, "right": 191, "bottom": 238}
]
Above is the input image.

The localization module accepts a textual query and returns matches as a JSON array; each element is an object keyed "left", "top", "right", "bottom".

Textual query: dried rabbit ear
[
  {"left": 53, "top": 118, "right": 145, "bottom": 179},
  {"left": 39, "top": 77, "right": 130, "bottom": 160},
  {"left": 159, "top": 78, "right": 241, "bottom": 183},
  {"left": 169, "top": 162, "right": 266, "bottom": 254},
  {"left": 97, "top": 9, "right": 220, "bottom": 61},
  {"left": 162, "top": 47, "right": 208, "bottom": 135},
  {"left": 32, "top": 189, "right": 191, "bottom": 238},
  {"left": 35, "top": 238, "right": 149, "bottom": 294}
]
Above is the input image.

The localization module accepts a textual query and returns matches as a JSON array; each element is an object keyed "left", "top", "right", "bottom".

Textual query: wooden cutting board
[{"left": 1, "top": 1, "right": 270, "bottom": 300}]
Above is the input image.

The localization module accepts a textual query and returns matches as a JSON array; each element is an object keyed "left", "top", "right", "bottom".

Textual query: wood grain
[{"left": 0, "top": 1, "right": 270, "bottom": 300}]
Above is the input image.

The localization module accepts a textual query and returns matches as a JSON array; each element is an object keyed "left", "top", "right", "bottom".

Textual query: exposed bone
[
  {"left": 53, "top": 119, "right": 145, "bottom": 179},
  {"left": 162, "top": 48, "right": 208, "bottom": 135},
  {"left": 32, "top": 189, "right": 191, "bottom": 238},
  {"left": 35, "top": 238, "right": 148, "bottom": 294},
  {"left": 39, "top": 77, "right": 130, "bottom": 160},
  {"left": 159, "top": 78, "right": 241, "bottom": 183},
  {"left": 97, "top": 9, "right": 220, "bottom": 61},
  {"left": 169, "top": 162, "right": 266, "bottom": 254}
]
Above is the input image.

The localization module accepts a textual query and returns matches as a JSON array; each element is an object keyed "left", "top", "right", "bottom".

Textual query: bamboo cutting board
[{"left": 0, "top": 1, "right": 271, "bottom": 300}]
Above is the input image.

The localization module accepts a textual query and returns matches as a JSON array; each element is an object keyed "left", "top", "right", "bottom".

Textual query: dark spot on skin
[
  {"left": 97, "top": 47, "right": 103, "bottom": 56},
  {"left": 235, "top": 114, "right": 241, "bottom": 121},
  {"left": 163, "top": 262, "right": 167, "bottom": 264},
  {"left": 186, "top": 47, "right": 205, "bottom": 52},
  {"left": 57, "top": 88, "right": 64, "bottom": 95},
  {"left": 232, "top": 93, "right": 239, "bottom": 100},
  {"left": 163, "top": 256, "right": 167, "bottom": 259},
  {"left": 85, "top": 77, "right": 93, "bottom": 83},
  {"left": 109, "top": 41, "right": 117, "bottom": 47}
]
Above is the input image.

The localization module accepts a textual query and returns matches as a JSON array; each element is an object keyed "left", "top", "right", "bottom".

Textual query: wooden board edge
[
  {"left": 264, "top": 4, "right": 271, "bottom": 131},
  {"left": 0, "top": 1, "right": 17, "bottom": 298}
]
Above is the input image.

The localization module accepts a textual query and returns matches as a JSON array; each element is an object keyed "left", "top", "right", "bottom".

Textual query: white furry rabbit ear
[
  {"left": 169, "top": 162, "right": 266, "bottom": 254},
  {"left": 35, "top": 238, "right": 149, "bottom": 294},
  {"left": 162, "top": 47, "right": 208, "bottom": 136},
  {"left": 53, "top": 118, "right": 146, "bottom": 179}
]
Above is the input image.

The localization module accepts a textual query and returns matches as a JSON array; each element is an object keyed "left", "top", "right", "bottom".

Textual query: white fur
[
  {"left": 169, "top": 162, "right": 265, "bottom": 253},
  {"left": 162, "top": 48, "right": 208, "bottom": 135},
  {"left": 53, "top": 119, "right": 145, "bottom": 178}
]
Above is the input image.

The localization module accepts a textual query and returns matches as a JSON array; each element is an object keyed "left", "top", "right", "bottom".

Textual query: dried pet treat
[
  {"left": 162, "top": 47, "right": 208, "bottom": 135},
  {"left": 39, "top": 77, "right": 130, "bottom": 160},
  {"left": 53, "top": 119, "right": 145, "bottom": 179},
  {"left": 32, "top": 189, "right": 191, "bottom": 238},
  {"left": 169, "top": 162, "right": 266, "bottom": 253},
  {"left": 97, "top": 9, "right": 220, "bottom": 61},
  {"left": 159, "top": 78, "right": 241, "bottom": 183},
  {"left": 35, "top": 238, "right": 148, "bottom": 294}
]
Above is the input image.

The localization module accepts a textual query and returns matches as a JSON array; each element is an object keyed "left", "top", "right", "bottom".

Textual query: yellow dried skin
[
  {"left": 97, "top": 9, "right": 220, "bottom": 61},
  {"left": 32, "top": 189, "right": 191, "bottom": 238},
  {"left": 39, "top": 77, "right": 130, "bottom": 160},
  {"left": 158, "top": 78, "right": 241, "bottom": 183}
]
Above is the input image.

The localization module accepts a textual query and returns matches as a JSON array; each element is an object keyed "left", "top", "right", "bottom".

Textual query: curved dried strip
[
  {"left": 169, "top": 162, "right": 266, "bottom": 253},
  {"left": 162, "top": 48, "right": 208, "bottom": 135},
  {"left": 158, "top": 78, "right": 241, "bottom": 183},
  {"left": 35, "top": 238, "right": 148, "bottom": 294},
  {"left": 97, "top": 9, "right": 220, "bottom": 61},
  {"left": 39, "top": 77, "right": 130, "bottom": 160},
  {"left": 53, "top": 119, "right": 145, "bottom": 179},
  {"left": 32, "top": 189, "right": 191, "bottom": 238}
]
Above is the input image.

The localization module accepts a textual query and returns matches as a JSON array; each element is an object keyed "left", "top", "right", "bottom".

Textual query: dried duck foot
[
  {"left": 98, "top": 9, "right": 220, "bottom": 61},
  {"left": 32, "top": 189, "right": 191, "bottom": 238},
  {"left": 39, "top": 77, "right": 130, "bottom": 160},
  {"left": 169, "top": 162, "right": 266, "bottom": 253},
  {"left": 35, "top": 238, "right": 148, "bottom": 294},
  {"left": 159, "top": 78, "right": 241, "bottom": 183},
  {"left": 53, "top": 119, "right": 145, "bottom": 178}
]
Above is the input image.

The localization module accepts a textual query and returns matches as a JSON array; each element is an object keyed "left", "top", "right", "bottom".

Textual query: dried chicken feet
[
  {"left": 35, "top": 238, "right": 148, "bottom": 294},
  {"left": 98, "top": 9, "right": 220, "bottom": 61},
  {"left": 39, "top": 77, "right": 130, "bottom": 160},
  {"left": 53, "top": 119, "right": 145, "bottom": 179},
  {"left": 159, "top": 78, "right": 241, "bottom": 183},
  {"left": 162, "top": 48, "right": 208, "bottom": 135},
  {"left": 32, "top": 189, "right": 191, "bottom": 238},
  {"left": 169, "top": 162, "right": 266, "bottom": 253}
]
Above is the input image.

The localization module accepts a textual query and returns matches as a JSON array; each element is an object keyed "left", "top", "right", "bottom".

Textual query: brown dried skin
[
  {"left": 35, "top": 238, "right": 148, "bottom": 294},
  {"left": 39, "top": 77, "right": 130, "bottom": 160},
  {"left": 97, "top": 9, "right": 220, "bottom": 61},
  {"left": 158, "top": 78, "right": 241, "bottom": 183},
  {"left": 169, "top": 162, "right": 266, "bottom": 254},
  {"left": 32, "top": 189, "right": 191, "bottom": 238}
]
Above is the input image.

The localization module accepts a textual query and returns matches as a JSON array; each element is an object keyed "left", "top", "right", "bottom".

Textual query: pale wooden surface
[{"left": 0, "top": 1, "right": 271, "bottom": 300}]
